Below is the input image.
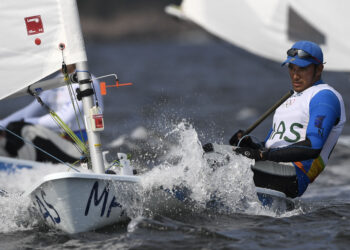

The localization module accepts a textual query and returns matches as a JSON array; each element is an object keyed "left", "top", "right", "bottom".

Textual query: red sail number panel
[{"left": 24, "top": 15, "right": 44, "bottom": 35}]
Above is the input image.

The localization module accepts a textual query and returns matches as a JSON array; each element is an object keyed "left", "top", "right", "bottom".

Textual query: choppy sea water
[{"left": 0, "top": 37, "right": 350, "bottom": 249}]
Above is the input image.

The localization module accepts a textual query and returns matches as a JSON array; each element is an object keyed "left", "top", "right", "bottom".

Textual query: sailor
[
  {"left": 230, "top": 41, "right": 346, "bottom": 198},
  {"left": 0, "top": 65, "right": 103, "bottom": 163}
]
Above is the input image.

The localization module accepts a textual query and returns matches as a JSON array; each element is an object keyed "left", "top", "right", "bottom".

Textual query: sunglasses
[{"left": 287, "top": 48, "right": 322, "bottom": 64}]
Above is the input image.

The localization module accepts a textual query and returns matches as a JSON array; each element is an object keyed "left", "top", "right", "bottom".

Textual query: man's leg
[{"left": 252, "top": 161, "right": 299, "bottom": 198}]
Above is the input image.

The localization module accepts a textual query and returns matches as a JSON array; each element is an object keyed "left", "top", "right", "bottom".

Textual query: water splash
[
  {"left": 0, "top": 192, "right": 34, "bottom": 233},
  {"left": 138, "top": 121, "right": 265, "bottom": 216},
  {"left": 0, "top": 163, "right": 81, "bottom": 233},
  {"left": 0, "top": 121, "right": 305, "bottom": 233}
]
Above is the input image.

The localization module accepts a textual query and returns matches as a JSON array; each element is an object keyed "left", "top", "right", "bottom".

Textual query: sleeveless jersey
[{"left": 265, "top": 83, "right": 346, "bottom": 192}]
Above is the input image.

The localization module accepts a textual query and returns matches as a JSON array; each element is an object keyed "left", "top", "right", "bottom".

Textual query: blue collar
[{"left": 313, "top": 79, "right": 324, "bottom": 86}]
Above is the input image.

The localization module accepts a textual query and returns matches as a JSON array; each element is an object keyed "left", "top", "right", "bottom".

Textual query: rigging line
[
  {"left": 237, "top": 135, "right": 264, "bottom": 148},
  {"left": 70, "top": 83, "right": 86, "bottom": 144},
  {"left": 60, "top": 60, "right": 87, "bottom": 150},
  {"left": 50, "top": 112, "right": 84, "bottom": 155},
  {"left": 49, "top": 111, "right": 87, "bottom": 154},
  {"left": 27, "top": 87, "right": 86, "bottom": 154},
  {"left": 61, "top": 61, "right": 86, "bottom": 145},
  {"left": 64, "top": 71, "right": 86, "bottom": 144},
  {"left": 27, "top": 87, "right": 67, "bottom": 136},
  {"left": 0, "top": 124, "right": 80, "bottom": 172}
]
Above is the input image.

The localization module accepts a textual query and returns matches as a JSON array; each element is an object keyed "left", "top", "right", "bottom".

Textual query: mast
[{"left": 76, "top": 61, "right": 105, "bottom": 174}]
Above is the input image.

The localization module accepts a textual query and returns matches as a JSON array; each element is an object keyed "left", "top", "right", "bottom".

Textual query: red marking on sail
[
  {"left": 35, "top": 38, "right": 41, "bottom": 45},
  {"left": 25, "top": 15, "right": 44, "bottom": 35}
]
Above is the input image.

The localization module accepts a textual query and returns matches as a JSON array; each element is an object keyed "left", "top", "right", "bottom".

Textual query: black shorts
[{"left": 252, "top": 168, "right": 299, "bottom": 198}]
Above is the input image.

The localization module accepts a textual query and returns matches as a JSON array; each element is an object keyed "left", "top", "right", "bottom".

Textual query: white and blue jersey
[{"left": 264, "top": 80, "right": 346, "bottom": 196}]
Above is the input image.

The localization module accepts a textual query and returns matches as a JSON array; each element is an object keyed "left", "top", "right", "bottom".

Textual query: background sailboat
[
  {"left": 166, "top": 0, "right": 350, "bottom": 71},
  {"left": 0, "top": 0, "right": 297, "bottom": 234}
]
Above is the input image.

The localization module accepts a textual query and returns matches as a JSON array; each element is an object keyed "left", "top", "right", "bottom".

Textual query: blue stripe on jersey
[
  {"left": 295, "top": 89, "right": 341, "bottom": 195},
  {"left": 306, "top": 89, "right": 341, "bottom": 149}
]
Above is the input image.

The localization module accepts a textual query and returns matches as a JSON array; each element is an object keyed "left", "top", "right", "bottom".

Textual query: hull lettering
[{"left": 85, "top": 181, "right": 124, "bottom": 218}]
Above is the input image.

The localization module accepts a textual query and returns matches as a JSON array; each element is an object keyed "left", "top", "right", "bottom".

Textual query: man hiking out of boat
[
  {"left": 230, "top": 40, "right": 346, "bottom": 198},
  {"left": 0, "top": 64, "right": 103, "bottom": 163}
]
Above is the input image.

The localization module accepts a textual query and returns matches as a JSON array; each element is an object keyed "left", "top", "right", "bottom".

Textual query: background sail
[
  {"left": 167, "top": 0, "right": 350, "bottom": 71},
  {"left": 0, "top": 0, "right": 87, "bottom": 101}
]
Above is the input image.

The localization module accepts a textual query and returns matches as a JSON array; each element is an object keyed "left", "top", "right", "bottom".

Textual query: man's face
[{"left": 288, "top": 63, "right": 323, "bottom": 92}]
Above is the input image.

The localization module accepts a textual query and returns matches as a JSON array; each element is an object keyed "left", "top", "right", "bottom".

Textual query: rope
[
  {"left": 62, "top": 62, "right": 86, "bottom": 145},
  {"left": 27, "top": 88, "right": 88, "bottom": 155},
  {"left": 6, "top": 49, "right": 90, "bottom": 167},
  {"left": 237, "top": 134, "right": 264, "bottom": 148},
  {"left": 49, "top": 111, "right": 88, "bottom": 155},
  {"left": 0, "top": 124, "right": 80, "bottom": 172}
]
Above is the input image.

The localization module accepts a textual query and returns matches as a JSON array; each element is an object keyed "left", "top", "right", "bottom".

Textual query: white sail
[
  {"left": 0, "top": 0, "right": 87, "bottom": 101},
  {"left": 167, "top": 0, "right": 350, "bottom": 71}
]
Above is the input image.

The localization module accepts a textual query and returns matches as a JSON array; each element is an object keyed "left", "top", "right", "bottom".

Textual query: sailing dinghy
[
  {"left": 0, "top": 0, "right": 195, "bottom": 234},
  {"left": 0, "top": 0, "right": 294, "bottom": 233},
  {"left": 0, "top": 0, "right": 146, "bottom": 233}
]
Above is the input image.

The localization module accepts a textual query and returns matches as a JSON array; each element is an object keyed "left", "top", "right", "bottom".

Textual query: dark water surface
[{"left": 1, "top": 38, "right": 350, "bottom": 249}]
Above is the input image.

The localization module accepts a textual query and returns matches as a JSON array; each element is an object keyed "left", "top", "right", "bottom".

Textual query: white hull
[
  {"left": 26, "top": 172, "right": 141, "bottom": 234},
  {"left": 22, "top": 142, "right": 295, "bottom": 234},
  {"left": 26, "top": 171, "right": 294, "bottom": 233}
]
